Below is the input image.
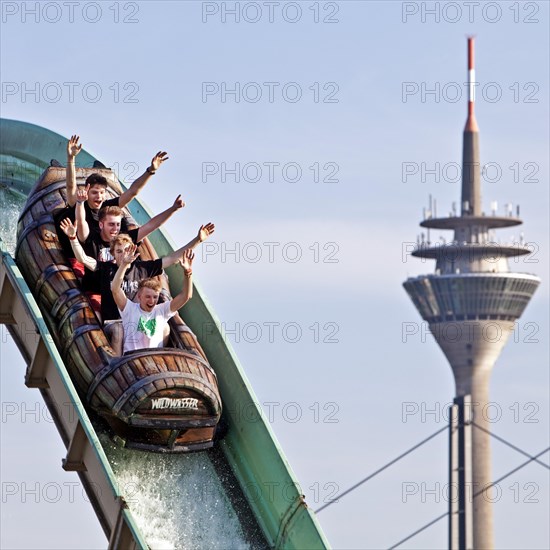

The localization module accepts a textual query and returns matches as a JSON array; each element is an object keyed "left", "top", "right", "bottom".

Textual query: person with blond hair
[
  {"left": 75, "top": 190, "right": 185, "bottom": 263},
  {"left": 112, "top": 246, "right": 195, "bottom": 354}
]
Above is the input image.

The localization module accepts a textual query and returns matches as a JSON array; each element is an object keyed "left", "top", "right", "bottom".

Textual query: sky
[{"left": 0, "top": 1, "right": 549, "bottom": 549}]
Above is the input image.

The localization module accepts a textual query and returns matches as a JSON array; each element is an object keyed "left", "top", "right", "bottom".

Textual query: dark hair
[{"left": 85, "top": 173, "right": 108, "bottom": 188}]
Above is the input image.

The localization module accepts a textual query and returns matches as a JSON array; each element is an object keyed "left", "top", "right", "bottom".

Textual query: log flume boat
[{"left": 15, "top": 165, "right": 222, "bottom": 453}]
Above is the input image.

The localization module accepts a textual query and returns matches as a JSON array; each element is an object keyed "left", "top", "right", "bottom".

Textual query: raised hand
[
  {"left": 121, "top": 244, "right": 140, "bottom": 267},
  {"left": 172, "top": 194, "right": 185, "bottom": 210},
  {"left": 198, "top": 223, "right": 215, "bottom": 243},
  {"left": 181, "top": 249, "right": 194, "bottom": 274},
  {"left": 59, "top": 218, "right": 78, "bottom": 238},
  {"left": 76, "top": 185, "right": 89, "bottom": 204},
  {"left": 150, "top": 151, "right": 169, "bottom": 172},
  {"left": 67, "top": 135, "right": 82, "bottom": 159}
]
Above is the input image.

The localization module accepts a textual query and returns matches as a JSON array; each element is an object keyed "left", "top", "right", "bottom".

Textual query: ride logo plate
[{"left": 150, "top": 397, "right": 199, "bottom": 411}]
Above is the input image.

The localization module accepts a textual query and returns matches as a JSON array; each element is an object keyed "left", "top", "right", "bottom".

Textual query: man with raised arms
[
  {"left": 64, "top": 134, "right": 168, "bottom": 215},
  {"left": 55, "top": 134, "right": 168, "bottom": 270},
  {"left": 74, "top": 187, "right": 186, "bottom": 262},
  {"left": 111, "top": 246, "right": 195, "bottom": 354}
]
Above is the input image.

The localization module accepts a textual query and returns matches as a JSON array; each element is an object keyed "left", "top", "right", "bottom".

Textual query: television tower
[{"left": 403, "top": 38, "right": 540, "bottom": 549}]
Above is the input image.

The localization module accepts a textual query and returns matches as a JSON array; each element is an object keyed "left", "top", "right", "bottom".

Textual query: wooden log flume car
[{"left": 15, "top": 166, "right": 222, "bottom": 452}]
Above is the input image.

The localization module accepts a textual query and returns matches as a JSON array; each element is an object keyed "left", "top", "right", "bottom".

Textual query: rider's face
[
  {"left": 99, "top": 215, "right": 122, "bottom": 242},
  {"left": 87, "top": 185, "right": 106, "bottom": 209}
]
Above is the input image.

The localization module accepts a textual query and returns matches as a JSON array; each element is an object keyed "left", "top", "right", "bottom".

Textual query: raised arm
[
  {"left": 161, "top": 223, "right": 215, "bottom": 268},
  {"left": 75, "top": 185, "right": 90, "bottom": 242},
  {"left": 118, "top": 151, "right": 169, "bottom": 208},
  {"left": 136, "top": 194, "right": 185, "bottom": 242},
  {"left": 66, "top": 135, "right": 82, "bottom": 207},
  {"left": 59, "top": 219, "right": 98, "bottom": 271},
  {"left": 111, "top": 244, "right": 139, "bottom": 312},
  {"left": 170, "top": 250, "right": 194, "bottom": 312}
]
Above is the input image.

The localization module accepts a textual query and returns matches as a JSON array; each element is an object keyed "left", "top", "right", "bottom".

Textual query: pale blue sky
[{"left": 1, "top": 1, "right": 548, "bottom": 548}]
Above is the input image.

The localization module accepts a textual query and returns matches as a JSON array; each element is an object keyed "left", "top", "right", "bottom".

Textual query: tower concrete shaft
[{"left": 403, "top": 38, "right": 540, "bottom": 549}]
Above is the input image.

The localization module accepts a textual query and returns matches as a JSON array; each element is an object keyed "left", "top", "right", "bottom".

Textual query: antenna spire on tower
[
  {"left": 462, "top": 36, "right": 480, "bottom": 214},
  {"left": 467, "top": 36, "right": 477, "bottom": 120}
]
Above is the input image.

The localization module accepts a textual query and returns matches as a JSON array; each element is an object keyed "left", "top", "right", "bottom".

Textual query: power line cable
[
  {"left": 474, "top": 446, "right": 550, "bottom": 498},
  {"left": 388, "top": 446, "right": 550, "bottom": 549},
  {"left": 471, "top": 422, "right": 549, "bottom": 470},
  {"left": 315, "top": 425, "right": 448, "bottom": 514},
  {"left": 388, "top": 511, "right": 448, "bottom": 550}
]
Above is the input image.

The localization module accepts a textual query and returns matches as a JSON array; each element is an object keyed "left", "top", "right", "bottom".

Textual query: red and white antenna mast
[{"left": 465, "top": 36, "right": 479, "bottom": 132}]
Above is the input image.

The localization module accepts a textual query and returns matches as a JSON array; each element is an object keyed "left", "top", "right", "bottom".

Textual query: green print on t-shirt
[{"left": 138, "top": 316, "right": 157, "bottom": 337}]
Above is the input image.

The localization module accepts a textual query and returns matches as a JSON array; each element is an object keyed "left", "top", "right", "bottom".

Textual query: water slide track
[{"left": 0, "top": 118, "right": 329, "bottom": 549}]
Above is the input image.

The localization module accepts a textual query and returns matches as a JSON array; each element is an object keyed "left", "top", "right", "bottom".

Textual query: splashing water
[
  {"left": 100, "top": 434, "right": 251, "bottom": 550},
  {"left": 0, "top": 185, "right": 23, "bottom": 254}
]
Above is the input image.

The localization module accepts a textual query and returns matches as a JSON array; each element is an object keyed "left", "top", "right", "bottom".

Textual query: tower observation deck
[{"left": 403, "top": 38, "right": 540, "bottom": 549}]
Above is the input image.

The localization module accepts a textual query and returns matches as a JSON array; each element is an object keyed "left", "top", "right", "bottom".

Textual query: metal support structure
[
  {"left": 62, "top": 421, "right": 88, "bottom": 472},
  {"left": 449, "top": 395, "right": 473, "bottom": 550},
  {"left": 108, "top": 497, "right": 138, "bottom": 550},
  {"left": 0, "top": 241, "right": 148, "bottom": 549},
  {"left": 25, "top": 338, "right": 51, "bottom": 388}
]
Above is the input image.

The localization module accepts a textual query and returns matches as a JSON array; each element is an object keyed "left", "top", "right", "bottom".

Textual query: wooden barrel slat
[
  {"left": 153, "top": 378, "right": 168, "bottom": 392},
  {"left": 119, "top": 362, "right": 137, "bottom": 387},
  {"left": 16, "top": 239, "right": 40, "bottom": 283},
  {"left": 142, "top": 355, "right": 162, "bottom": 376},
  {"left": 73, "top": 337, "right": 102, "bottom": 383},
  {"left": 163, "top": 354, "right": 178, "bottom": 373},
  {"left": 21, "top": 210, "right": 35, "bottom": 229}
]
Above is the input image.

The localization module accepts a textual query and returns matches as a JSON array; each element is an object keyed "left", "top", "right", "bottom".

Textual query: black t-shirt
[
  {"left": 54, "top": 197, "right": 129, "bottom": 258},
  {"left": 81, "top": 227, "right": 140, "bottom": 293},
  {"left": 99, "top": 259, "right": 163, "bottom": 321}
]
